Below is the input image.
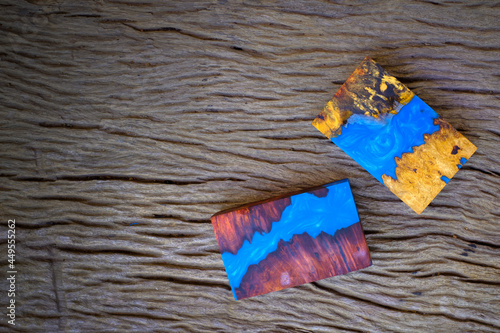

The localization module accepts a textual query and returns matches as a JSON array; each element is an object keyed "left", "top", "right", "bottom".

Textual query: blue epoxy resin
[
  {"left": 331, "top": 95, "right": 441, "bottom": 183},
  {"left": 440, "top": 176, "right": 450, "bottom": 183},
  {"left": 457, "top": 157, "right": 470, "bottom": 169}
]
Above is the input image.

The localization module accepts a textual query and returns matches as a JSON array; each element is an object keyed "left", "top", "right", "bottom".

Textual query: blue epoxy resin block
[{"left": 211, "top": 180, "right": 371, "bottom": 300}]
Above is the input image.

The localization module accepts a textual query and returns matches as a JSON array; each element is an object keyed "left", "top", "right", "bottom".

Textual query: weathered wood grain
[{"left": 0, "top": 0, "right": 499, "bottom": 332}]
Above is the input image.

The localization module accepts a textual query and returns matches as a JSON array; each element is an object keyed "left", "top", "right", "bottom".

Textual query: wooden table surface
[{"left": 1, "top": 1, "right": 499, "bottom": 332}]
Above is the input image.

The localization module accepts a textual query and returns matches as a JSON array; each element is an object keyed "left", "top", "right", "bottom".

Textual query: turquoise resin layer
[{"left": 331, "top": 95, "right": 440, "bottom": 183}]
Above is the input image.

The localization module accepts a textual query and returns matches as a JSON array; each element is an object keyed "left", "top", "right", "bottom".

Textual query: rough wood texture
[{"left": 1, "top": 0, "right": 499, "bottom": 332}]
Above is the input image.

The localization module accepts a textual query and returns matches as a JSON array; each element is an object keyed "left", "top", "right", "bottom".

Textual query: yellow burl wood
[
  {"left": 313, "top": 57, "right": 414, "bottom": 138},
  {"left": 383, "top": 118, "right": 477, "bottom": 214}
]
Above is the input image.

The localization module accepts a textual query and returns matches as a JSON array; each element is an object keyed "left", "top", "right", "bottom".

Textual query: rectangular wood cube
[{"left": 211, "top": 179, "right": 371, "bottom": 300}]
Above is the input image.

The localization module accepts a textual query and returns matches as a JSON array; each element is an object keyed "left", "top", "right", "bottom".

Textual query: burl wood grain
[
  {"left": 0, "top": 0, "right": 499, "bottom": 332},
  {"left": 212, "top": 196, "right": 291, "bottom": 255},
  {"left": 236, "top": 222, "right": 371, "bottom": 300},
  {"left": 312, "top": 56, "right": 415, "bottom": 138}
]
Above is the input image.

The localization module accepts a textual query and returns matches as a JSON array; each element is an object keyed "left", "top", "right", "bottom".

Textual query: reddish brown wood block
[{"left": 211, "top": 179, "right": 371, "bottom": 300}]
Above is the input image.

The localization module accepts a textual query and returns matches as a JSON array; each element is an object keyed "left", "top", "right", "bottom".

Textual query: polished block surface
[
  {"left": 313, "top": 57, "right": 477, "bottom": 214},
  {"left": 211, "top": 179, "right": 371, "bottom": 300}
]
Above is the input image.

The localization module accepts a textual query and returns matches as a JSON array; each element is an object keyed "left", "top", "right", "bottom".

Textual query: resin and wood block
[
  {"left": 312, "top": 57, "right": 477, "bottom": 214},
  {"left": 211, "top": 179, "right": 371, "bottom": 300}
]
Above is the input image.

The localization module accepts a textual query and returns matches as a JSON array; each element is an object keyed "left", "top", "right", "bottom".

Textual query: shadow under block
[
  {"left": 312, "top": 56, "right": 477, "bottom": 214},
  {"left": 211, "top": 179, "right": 372, "bottom": 300}
]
